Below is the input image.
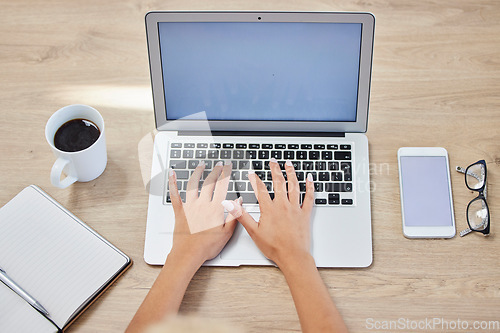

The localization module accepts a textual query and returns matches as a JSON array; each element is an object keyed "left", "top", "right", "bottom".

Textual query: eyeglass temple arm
[{"left": 455, "top": 166, "right": 487, "bottom": 199}]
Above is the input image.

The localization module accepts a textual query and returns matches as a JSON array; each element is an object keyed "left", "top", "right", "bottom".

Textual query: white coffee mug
[{"left": 45, "top": 104, "right": 107, "bottom": 188}]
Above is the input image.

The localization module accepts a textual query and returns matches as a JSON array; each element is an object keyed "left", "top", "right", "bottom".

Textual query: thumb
[{"left": 221, "top": 198, "right": 258, "bottom": 235}]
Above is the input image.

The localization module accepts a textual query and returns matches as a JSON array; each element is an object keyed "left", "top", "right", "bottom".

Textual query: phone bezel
[{"left": 397, "top": 147, "right": 456, "bottom": 238}]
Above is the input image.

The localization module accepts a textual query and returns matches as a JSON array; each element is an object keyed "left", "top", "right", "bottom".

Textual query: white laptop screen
[{"left": 158, "top": 22, "right": 362, "bottom": 122}]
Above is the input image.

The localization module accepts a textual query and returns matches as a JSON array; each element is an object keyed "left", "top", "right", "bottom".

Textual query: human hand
[
  {"left": 168, "top": 161, "right": 238, "bottom": 265},
  {"left": 227, "top": 158, "right": 315, "bottom": 268}
]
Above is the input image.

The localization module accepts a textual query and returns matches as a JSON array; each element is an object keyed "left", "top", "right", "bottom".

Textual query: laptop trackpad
[{"left": 220, "top": 219, "right": 265, "bottom": 261}]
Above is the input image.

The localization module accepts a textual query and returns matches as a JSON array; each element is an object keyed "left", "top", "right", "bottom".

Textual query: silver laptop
[{"left": 144, "top": 11, "right": 374, "bottom": 267}]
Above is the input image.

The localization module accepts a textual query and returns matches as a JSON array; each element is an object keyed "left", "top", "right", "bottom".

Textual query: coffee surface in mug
[{"left": 54, "top": 118, "right": 100, "bottom": 152}]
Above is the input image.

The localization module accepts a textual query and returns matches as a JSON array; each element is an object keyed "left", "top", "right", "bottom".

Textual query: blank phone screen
[{"left": 400, "top": 156, "right": 453, "bottom": 227}]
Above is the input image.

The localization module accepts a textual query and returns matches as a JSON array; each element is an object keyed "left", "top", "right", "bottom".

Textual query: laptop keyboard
[{"left": 166, "top": 141, "right": 355, "bottom": 207}]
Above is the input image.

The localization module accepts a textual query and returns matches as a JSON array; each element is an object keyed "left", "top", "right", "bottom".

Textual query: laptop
[{"left": 144, "top": 11, "right": 374, "bottom": 267}]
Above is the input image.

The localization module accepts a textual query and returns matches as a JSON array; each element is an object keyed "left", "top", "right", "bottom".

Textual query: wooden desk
[{"left": 1, "top": 1, "right": 498, "bottom": 332}]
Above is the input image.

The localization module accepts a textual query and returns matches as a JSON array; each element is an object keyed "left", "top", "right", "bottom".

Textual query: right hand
[{"left": 225, "top": 158, "right": 315, "bottom": 267}]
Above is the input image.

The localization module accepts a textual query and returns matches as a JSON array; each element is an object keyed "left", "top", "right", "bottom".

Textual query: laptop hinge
[{"left": 178, "top": 131, "right": 346, "bottom": 137}]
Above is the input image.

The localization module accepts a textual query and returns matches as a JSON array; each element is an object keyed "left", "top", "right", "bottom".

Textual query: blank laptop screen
[{"left": 158, "top": 22, "right": 362, "bottom": 122}]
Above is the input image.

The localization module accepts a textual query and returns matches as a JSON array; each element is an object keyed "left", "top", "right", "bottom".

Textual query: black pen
[{"left": 0, "top": 267, "right": 50, "bottom": 316}]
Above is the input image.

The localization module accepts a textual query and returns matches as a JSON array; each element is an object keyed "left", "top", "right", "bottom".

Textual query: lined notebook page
[
  {"left": 0, "top": 186, "right": 129, "bottom": 329},
  {"left": 0, "top": 282, "right": 58, "bottom": 333}
]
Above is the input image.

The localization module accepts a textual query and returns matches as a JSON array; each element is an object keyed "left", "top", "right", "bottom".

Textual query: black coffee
[{"left": 54, "top": 118, "right": 100, "bottom": 152}]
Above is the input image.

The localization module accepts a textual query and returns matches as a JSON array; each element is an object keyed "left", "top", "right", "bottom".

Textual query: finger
[
  {"left": 269, "top": 158, "right": 286, "bottom": 200},
  {"left": 186, "top": 161, "right": 205, "bottom": 202},
  {"left": 213, "top": 160, "right": 232, "bottom": 203},
  {"left": 285, "top": 160, "right": 300, "bottom": 205},
  {"left": 223, "top": 217, "right": 238, "bottom": 235},
  {"left": 248, "top": 170, "right": 272, "bottom": 207},
  {"left": 222, "top": 197, "right": 244, "bottom": 219},
  {"left": 199, "top": 161, "right": 224, "bottom": 200},
  {"left": 236, "top": 207, "right": 259, "bottom": 236},
  {"left": 168, "top": 169, "right": 184, "bottom": 216},
  {"left": 301, "top": 172, "right": 315, "bottom": 213}
]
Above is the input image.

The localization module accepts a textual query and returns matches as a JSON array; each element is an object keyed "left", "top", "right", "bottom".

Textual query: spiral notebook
[{"left": 0, "top": 185, "right": 132, "bottom": 332}]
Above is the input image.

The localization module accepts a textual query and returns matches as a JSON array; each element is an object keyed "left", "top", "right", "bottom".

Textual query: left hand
[{"left": 167, "top": 161, "right": 238, "bottom": 265}]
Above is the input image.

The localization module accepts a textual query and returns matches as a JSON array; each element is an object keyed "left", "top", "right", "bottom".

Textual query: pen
[{"left": 0, "top": 267, "right": 50, "bottom": 317}]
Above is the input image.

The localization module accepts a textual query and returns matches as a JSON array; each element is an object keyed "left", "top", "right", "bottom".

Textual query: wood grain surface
[{"left": 0, "top": 0, "right": 499, "bottom": 332}]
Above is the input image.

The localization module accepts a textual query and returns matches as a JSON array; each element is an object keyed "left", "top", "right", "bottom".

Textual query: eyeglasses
[{"left": 455, "top": 160, "right": 489, "bottom": 237}]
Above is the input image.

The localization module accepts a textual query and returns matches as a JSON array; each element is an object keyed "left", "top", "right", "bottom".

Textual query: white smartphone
[{"left": 397, "top": 147, "right": 456, "bottom": 238}]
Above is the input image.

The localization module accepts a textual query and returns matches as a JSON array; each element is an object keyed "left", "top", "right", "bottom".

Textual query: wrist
[
  {"left": 275, "top": 250, "right": 315, "bottom": 272},
  {"left": 166, "top": 249, "right": 205, "bottom": 272}
]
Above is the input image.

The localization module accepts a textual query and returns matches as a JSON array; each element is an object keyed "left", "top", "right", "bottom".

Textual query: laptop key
[
  {"left": 288, "top": 144, "right": 299, "bottom": 149},
  {"left": 226, "top": 192, "right": 239, "bottom": 200},
  {"left": 184, "top": 143, "right": 195, "bottom": 148},
  {"left": 262, "top": 144, "right": 273, "bottom": 149},
  {"left": 236, "top": 143, "right": 247, "bottom": 149},
  {"left": 235, "top": 182, "right": 246, "bottom": 192},
  {"left": 296, "top": 151, "right": 307, "bottom": 160},
  {"left": 170, "top": 150, "right": 181, "bottom": 158},
  {"left": 303, "top": 161, "right": 314, "bottom": 170},
  {"left": 175, "top": 170, "right": 190, "bottom": 179},
  {"left": 169, "top": 160, "right": 186, "bottom": 169},
  {"left": 195, "top": 150, "right": 206, "bottom": 158},
  {"left": 328, "top": 193, "right": 340, "bottom": 205},
  {"left": 239, "top": 161, "right": 250, "bottom": 169},
  {"left": 328, "top": 161, "right": 340, "bottom": 170},
  {"left": 340, "top": 144, "right": 351, "bottom": 150},
  {"left": 315, "top": 198, "right": 327, "bottom": 205},
  {"left": 284, "top": 151, "right": 295, "bottom": 160},
  {"left": 239, "top": 192, "right": 258, "bottom": 204},
  {"left": 223, "top": 143, "right": 234, "bottom": 148},
  {"left": 183, "top": 150, "right": 194, "bottom": 158},
  {"left": 221, "top": 150, "right": 232, "bottom": 159},
  {"left": 319, "top": 172, "right": 329, "bottom": 181},
  {"left": 171, "top": 143, "right": 182, "bottom": 148},
  {"left": 341, "top": 162, "right": 352, "bottom": 172},
  {"left": 259, "top": 150, "right": 270, "bottom": 159},
  {"left": 255, "top": 171, "right": 266, "bottom": 179},
  {"left": 210, "top": 143, "right": 221, "bottom": 148},
  {"left": 208, "top": 150, "right": 219, "bottom": 159},
  {"left": 322, "top": 151, "right": 333, "bottom": 160},
  {"left": 188, "top": 160, "right": 199, "bottom": 169},
  {"left": 252, "top": 161, "right": 263, "bottom": 170},
  {"left": 309, "top": 151, "right": 320, "bottom": 160},
  {"left": 314, "top": 144, "right": 325, "bottom": 150},
  {"left": 271, "top": 150, "right": 282, "bottom": 159},
  {"left": 332, "top": 172, "right": 343, "bottom": 181},
  {"left": 301, "top": 144, "right": 312, "bottom": 149},
  {"left": 342, "top": 199, "right": 353, "bottom": 205},
  {"left": 275, "top": 144, "right": 286, "bottom": 149},
  {"left": 325, "top": 182, "right": 352, "bottom": 192},
  {"left": 315, "top": 161, "right": 326, "bottom": 170},
  {"left": 233, "top": 150, "right": 244, "bottom": 159},
  {"left": 327, "top": 144, "right": 338, "bottom": 150},
  {"left": 246, "top": 150, "right": 257, "bottom": 159},
  {"left": 249, "top": 143, "right": 260, "bottom": 149},
  {"left": 334, "top": 151, "right": 351, "bottom": 160}
]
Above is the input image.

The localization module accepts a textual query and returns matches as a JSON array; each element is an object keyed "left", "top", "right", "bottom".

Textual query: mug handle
[{"left": 51, "top": 157, "right": 78, "bottom": 188}]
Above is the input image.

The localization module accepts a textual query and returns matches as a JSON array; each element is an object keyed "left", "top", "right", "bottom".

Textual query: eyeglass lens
[
  {"left": 465, "top": 163, "right": 485, "bottom": 190},
  {"left": 467, "top": 198, "right": 489, "bottom": 231}
]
